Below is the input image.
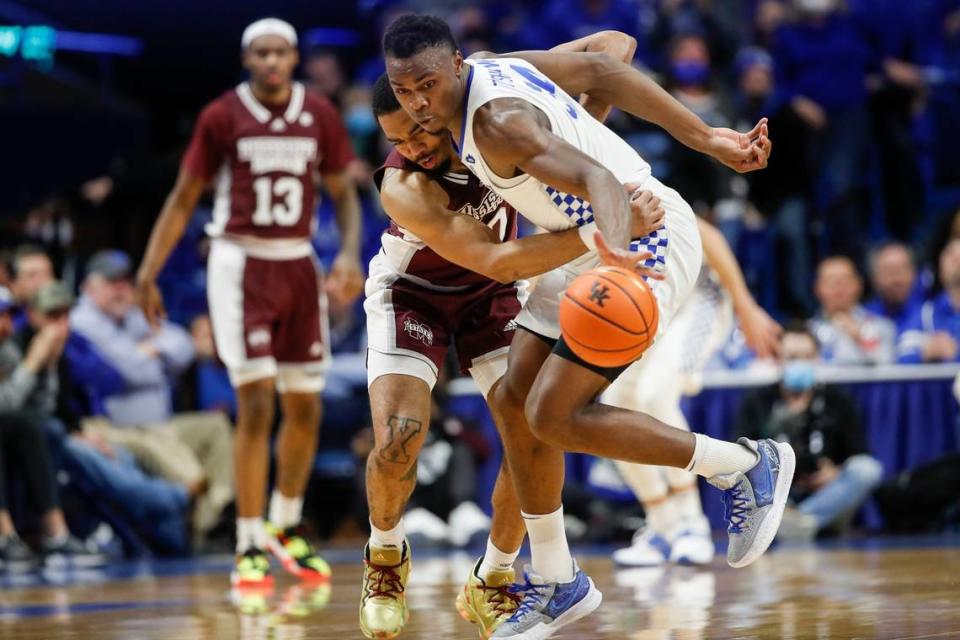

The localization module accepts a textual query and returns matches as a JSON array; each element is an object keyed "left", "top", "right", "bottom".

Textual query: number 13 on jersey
[{"left": 252, "top": 176, "right": 304, "bottom": 226}]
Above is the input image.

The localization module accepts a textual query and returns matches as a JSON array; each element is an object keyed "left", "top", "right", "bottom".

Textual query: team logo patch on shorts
[
  {"left": 309, "top": 342, "right": 324, "bottom": 357},
  {"left": 247, "top": 327, "right": 271, "bottom": 348},
  {"left": 504, "top": 318, "right": 518, "bottom": 332},
  {"left": 404, "top": 318, "right": 434, "bottom": 346}
]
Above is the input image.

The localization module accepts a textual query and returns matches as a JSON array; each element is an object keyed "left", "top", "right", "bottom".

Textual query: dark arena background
[{"left": 2, "top": 1, "right": 960, "bottom": 638}]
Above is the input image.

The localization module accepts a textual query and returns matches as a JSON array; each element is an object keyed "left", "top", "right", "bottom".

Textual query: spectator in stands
[
  {"left": 774, "top": 0, "right": 875, "bottom": 261},
  {"left": 539, "top": 0, "right": 641, "bottom": 52},
  {"left": 735, "top": 46, "right": 816, "bottom": 317},
  {"left": 304, "top": 49, "right": 346, "bottom": 106},
  {"left": 70, "top": 250, "right": 234, "bottom": 540},
  {"left": 810, "top": 256, "right": 897, "bottom": 365},
  {"left": 898, "top": 238, "right": 960, "bottom": 363},
  {"left": 664, "top": 33, "right": 737, "bottom": 220},
  {"left": 0, "top": 283, "right": 106, "bottom": 567},
  {"left": 8, "top": 244, "right": 55, "bottom": 332},
  {"left": 183, "top": 314, "right": 235, "bottom": 417},
  {"left": 735, "top": 322, "right": 883, "bottom": 541},
  {"left": 865, "top": 242, "right": 925, "bottom": 334}
]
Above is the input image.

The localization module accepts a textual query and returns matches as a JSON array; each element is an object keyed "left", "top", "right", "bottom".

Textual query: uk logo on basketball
[
  {"left": 404, "top": 318, "right": 434, "bottom": 346},
  {"left": 589, "top": 281, "right": 610, "bottom": 307}
]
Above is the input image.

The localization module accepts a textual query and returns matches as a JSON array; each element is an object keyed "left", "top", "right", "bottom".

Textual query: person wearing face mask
[
  {"left": 664, "top": 33, "right": 737, "bottom": 221},
  {"left": 735, "top": 323, "right": 883, "bottom": 541}
]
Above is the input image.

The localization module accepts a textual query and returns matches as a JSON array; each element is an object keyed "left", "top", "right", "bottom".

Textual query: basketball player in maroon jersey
[
  {"left": 135, "top": 18, "right": 364, "bottom": 587},
  {"left": 359, "top": 31, "right": 666, "bottom": 639}
]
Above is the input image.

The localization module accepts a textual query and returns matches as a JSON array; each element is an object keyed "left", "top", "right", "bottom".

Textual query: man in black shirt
[{"left": 735, "top": 322, "right": 883, "bottom": 540}]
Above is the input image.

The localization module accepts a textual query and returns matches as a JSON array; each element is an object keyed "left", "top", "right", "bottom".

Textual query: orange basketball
[{"left": 559, "top": 266, "right": 659, "bottom": 368}]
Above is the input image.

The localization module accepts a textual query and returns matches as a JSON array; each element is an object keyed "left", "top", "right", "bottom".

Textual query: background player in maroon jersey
[
  {"left": 134, "top": 18, "right": 364, "bottom": 587},
  {"left": 359, "top": 31, "right": 667, "bottom": 639}
]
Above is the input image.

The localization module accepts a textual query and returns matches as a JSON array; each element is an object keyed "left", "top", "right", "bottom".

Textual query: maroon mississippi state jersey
[
  {"left": 182, "top": 82, "right": 354, "bottom": 240},
  {"left": 373, "top": 150, "right": 519, "bottom": 288}
]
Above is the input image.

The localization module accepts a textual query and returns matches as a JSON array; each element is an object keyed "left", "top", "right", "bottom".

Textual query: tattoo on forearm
[{"left": 379, "top": 416, "right": 423, "bottom": 465}]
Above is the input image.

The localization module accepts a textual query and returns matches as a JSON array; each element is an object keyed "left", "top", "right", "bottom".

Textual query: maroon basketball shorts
[
  {"left": 207, "top": 237, "right": 329, "bottom": 392},
  {"left": 364, "top": 257, "right": 526, "bottom": 397}
]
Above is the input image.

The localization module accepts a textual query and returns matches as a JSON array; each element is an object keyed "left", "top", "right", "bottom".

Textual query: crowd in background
[{"left": 2, "top": 0, "right": 960, "bottom": 563}]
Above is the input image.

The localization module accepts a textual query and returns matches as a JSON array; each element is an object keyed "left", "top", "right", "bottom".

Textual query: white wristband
[{"left": 577, "top": 222, "right": 599, "bottom": 251}]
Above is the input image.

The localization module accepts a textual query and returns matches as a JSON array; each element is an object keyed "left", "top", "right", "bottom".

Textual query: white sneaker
[
  {"left": 447, "top": 501, "right": 491, "bottom": 548},
  {"left": 669, "top": 517, "right": 715, "bottom": 566},
  {"left": 404, "top": 507, "right": 450, "bottom": 546},
  {"left": 612, "top": 526, "right": 670, "bottom": 567}
]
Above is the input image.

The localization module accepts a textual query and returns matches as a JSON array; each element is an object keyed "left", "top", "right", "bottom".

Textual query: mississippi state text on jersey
[
  {"left": 372, "top": 149, "right": 519, "bottom": 289},
  {"left": 183, "top": 81, "right": 353, "bottom": 240}
]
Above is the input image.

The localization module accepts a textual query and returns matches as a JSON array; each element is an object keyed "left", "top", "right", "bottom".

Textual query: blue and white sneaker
[
  {"left": 612, "top": 526, "right": 670, "bottom": 567},
  {"left": 491, "top": 560, "right": 602, "bottom": 640},
  {"left": 707, "top": 438, "right": 795, "bottom": 568}
]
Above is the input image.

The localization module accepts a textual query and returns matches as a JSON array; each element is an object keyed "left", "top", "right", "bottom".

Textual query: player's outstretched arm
[
  {"left": 698, "top": 218, "right": 782, "bottom": 358},
  {"left": 547, "top": 31, "right": 636, "bottom": 122},
  {"left": 380, "top": 169, "right": 585, "bottom": 283},
  {"left": 135, "top": 168, "right": 207, "bottom": 327},
  {"left": 479, "top": 48, "right": 771, "bottom": 174},
  {"left": 474, "top": 101, "right": 632, "bottom": 249},
  {"left": 380, "top": 167, "right": 654, "bottom": 283},
  {"left": 322, "top": 170, "right": 365, "bottom": 304}
]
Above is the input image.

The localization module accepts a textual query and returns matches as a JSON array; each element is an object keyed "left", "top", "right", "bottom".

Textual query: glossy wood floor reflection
[{"left": 2, "top": 542, "right": 960, "bottom": 639}]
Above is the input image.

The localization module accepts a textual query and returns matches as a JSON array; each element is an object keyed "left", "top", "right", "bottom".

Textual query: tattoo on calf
[{"left": 379, "top": 416, "right": 423, "bottom": 465}]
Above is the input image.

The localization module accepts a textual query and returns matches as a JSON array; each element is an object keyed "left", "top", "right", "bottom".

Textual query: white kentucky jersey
[{"left": 455, "top": 57, "right": 653, "bottom": 239}]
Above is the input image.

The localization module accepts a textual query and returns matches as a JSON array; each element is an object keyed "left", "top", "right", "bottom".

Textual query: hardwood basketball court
[{"left": 2, "top": 538, "right": 959, "bottom": 639}]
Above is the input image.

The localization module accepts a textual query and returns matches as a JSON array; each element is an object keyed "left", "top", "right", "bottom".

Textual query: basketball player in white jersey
[
  {"left": 608, "top": 219, "right": 782, "bottom": 567},
  {"left": 383, "top": 16, "right": 792, "bottom": 639}
]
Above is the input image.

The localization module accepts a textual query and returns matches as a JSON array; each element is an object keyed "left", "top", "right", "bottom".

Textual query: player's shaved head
[
  {"left": 383, "top": 15, "right": 465, "bottom": 135},
  {"left": 382, "top": 15, "right": 457, "bottom": 59}
]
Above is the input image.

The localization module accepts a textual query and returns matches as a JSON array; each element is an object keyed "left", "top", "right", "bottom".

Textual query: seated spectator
[
  {"left": 810, "top": 256, "right": 897, "bottom": 365},
  {"left": 69, "top": 250, "right": 234, "bottom": 540},
  {"left": 864, "top": 242, "right": 925, "bottom": 333},
  {"left": 180, "top": 314, "right": 236, "bottom": 417},
  {"left": 899, "top": 239, "right": 960, "bottom": 363},
  {"left": 0, "top": 284, "right": 105, "bottom": 568},
  {"left": 8, "top": 244, "right": 55, "bottom": 332},
  {"left": 735, "top": 323, "right": 883, "bottom": 541}
]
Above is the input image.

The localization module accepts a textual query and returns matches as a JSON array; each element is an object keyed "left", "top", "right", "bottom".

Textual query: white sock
[
  {"left": 478, "top": 538, "right": 521, "bottom": 578},
  {"left": 523, "top": 506, "right": 574, "bottom": 583},
  {"left": 236, "top": 517, "right": 268, "bottom": 553},
  {"left": 670, "top": 486, "right": 705, "bottom": 523},
  {"left": 369, "top": 519, "right": 405, "bottom": 549},
  {"left": 685, "top": 433, "right": 758, "bottom": 479},
  {"left": 643, "top": 497, "right": 678, "bottom": 536},
  {"left": 268, "top": 490, "right": 303, "bottom": 529}
]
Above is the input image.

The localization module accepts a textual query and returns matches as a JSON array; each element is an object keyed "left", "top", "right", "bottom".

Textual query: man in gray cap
[
  {"left": 71, "top": 250, "right": 234, "bottom": 544},
  {"left": 0, "top": 282, "right": 106, "bottom": 568}
]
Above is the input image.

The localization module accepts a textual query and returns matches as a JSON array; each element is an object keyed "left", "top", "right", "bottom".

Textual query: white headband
[{"left": 242, "top": 18, "right": 298, "bottom": 50}]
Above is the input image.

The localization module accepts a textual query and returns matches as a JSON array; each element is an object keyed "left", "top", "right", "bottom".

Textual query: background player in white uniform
[
  {"left": 608, "top": 219, "right": 782, "bottom": 567},
  {"left": 383, "top": 16, "right": 790, "bottom": 640},
  {"left": 136, "top": 19, "right": 364, "bottom": 587}
]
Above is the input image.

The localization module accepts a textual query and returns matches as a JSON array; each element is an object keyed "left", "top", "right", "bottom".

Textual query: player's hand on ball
[
  {"left": 135, "top": 277, "right": 166, "bottom": 329},
  {"left": 707, "top": 118, "right": 772, "bottom": 174},
  {"left": 624, "top": 183, "right": 665, "bottom": 238},
  {"left": 326, "top": 252, "right": 365, "bottom": 304},
  {"left": 594, "top": 231, "right": 666, "bottom": 281}
]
